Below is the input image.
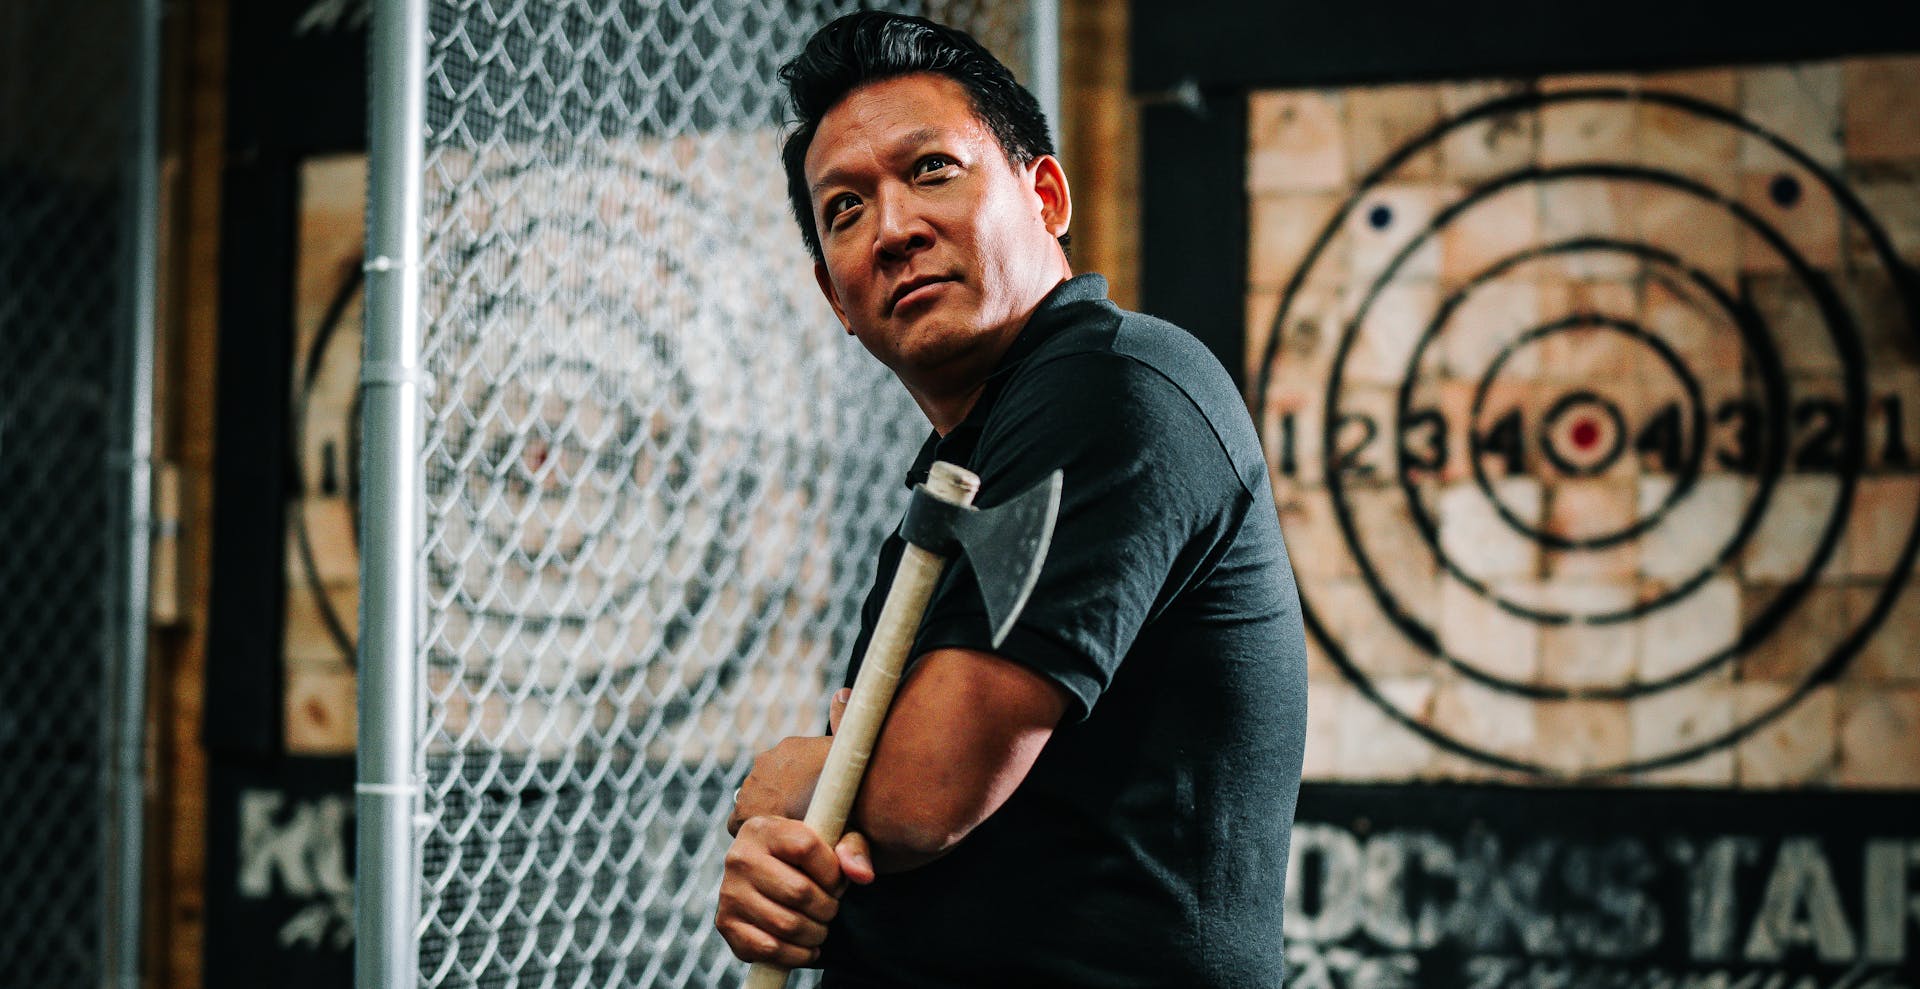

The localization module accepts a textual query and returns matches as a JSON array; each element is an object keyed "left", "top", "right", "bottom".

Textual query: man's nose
[{"left": 873, "top": 191, "right": 932, "bottom": 259}]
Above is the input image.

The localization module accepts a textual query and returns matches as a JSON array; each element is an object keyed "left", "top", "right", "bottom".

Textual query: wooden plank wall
[
  {"left": 1062, "top": 0, "right": 1139, "bottom": 310},
  {"left": 148, "top": 0, "right": 224, "bottom": 984}
]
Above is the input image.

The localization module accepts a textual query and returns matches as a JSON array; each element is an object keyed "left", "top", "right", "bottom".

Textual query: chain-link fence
[
  {"left": 379, "top": 2, "right": 1039, "bottom": 987},
  {"left": 0, "top": 0, "right": 155, "bottom": 986}
]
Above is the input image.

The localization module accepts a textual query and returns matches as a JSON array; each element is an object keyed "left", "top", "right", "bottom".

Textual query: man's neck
[
  {"left": 905, "top": 272, "right": 1073, "bottom": 435},
  {"left": 907, "top": 368, "right": 993, "bottom": 437}
]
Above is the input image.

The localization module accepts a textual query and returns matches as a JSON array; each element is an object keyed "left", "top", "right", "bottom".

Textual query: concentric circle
[
  {"left": 1337, "top": 165, "right": 1835, "bottom": 680},
  {"left": 1537, "top": 388, "right": 1630, "bottom": 479},
  {"left": 1257, "top": 87, "right": 1920, "bottom": 775}
]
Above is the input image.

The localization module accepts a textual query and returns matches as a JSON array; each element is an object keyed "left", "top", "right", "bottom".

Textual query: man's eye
[
  {"left": 825, "top": 194, "right": 859, "bottom": 226},
  {"left": 914, "top": 155, "right": 955, "bottom": 178}
]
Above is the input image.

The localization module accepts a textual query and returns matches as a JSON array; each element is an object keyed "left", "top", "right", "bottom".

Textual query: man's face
[{"left": 803, "top": 73, "right": 1070, "bottom": 393}]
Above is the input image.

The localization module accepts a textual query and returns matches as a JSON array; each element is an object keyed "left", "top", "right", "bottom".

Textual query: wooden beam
[
  {"left": 1061, "top": 0, "right": 1140, "bottom": 310},
  {"left": 150, "top": 0, "right": 226, "bottom": 984}
]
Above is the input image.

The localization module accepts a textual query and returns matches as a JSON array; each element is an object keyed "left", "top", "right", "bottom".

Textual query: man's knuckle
[
  {"left": 754, "top": 928, "right": 789, "bottom": 959},
  {"left": 769, "top": 827, "right": 809, "bottom": 858},
  {"left": 716, "top": 922, "right": 751, "bottom": 957},
  {"left": 769, "top": 910, "right": 806, "bottom": 939},
  {"left": 774, "top": 873, "right": 812, "bottom": 905}
]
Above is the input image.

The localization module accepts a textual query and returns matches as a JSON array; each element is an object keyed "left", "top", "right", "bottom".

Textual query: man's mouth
[{"left": 889, "top": 275, "right": 956, "bottom": 314}]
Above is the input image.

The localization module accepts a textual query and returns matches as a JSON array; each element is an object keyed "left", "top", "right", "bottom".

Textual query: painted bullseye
[
  {"left": 1456, "top": 307, "right": 1712, "bottom": 557},
  {"left": 1539, "top": 390, "right": 1628, "bottom": 478},
  {"left": 1371, "top": 180, "right": 1829, "bottom": 674},
  {"left": 1391, "top": 241, "right": 1777, "bottom": 635}
]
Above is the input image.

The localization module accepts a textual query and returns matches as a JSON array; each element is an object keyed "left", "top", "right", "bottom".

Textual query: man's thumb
[{"left": 836, "top": 831, "right": 875, "bottom": 886}]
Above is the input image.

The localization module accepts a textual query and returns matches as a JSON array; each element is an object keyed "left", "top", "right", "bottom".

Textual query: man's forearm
[
  {"left": 841, "top": 648, "right": 1067, "bottom": 872},
  {"left": 735, "top": 732, "right": 964, "bottom": 873},
  {"left": 738, "top": 649, "right": 1063, "bottom": 874}
]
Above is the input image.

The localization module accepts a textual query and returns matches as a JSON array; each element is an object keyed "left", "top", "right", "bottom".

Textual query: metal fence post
[
  {"left": 105, "top": 0, "right": 162, "bottom": 983},
  {"left": 358, "top": 0, "right": 428, "bottom": 987},
  {"left": 1027, "top": 0, "right": 1061, "bottom": 155}
]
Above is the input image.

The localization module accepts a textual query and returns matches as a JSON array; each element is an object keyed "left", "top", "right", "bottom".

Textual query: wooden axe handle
[{"left": 746, "top": 462, "right": 979, "bottom": 989}]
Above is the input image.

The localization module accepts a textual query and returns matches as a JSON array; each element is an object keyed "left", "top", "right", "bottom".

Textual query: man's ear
[
  {"left": 1029, "top": 154, "right": 1072, "bottom": 240},
  {"left": 813, "top": 260, "right": 853, "bottom": 334}
]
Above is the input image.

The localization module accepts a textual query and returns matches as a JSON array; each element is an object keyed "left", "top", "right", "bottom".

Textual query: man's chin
[{"left": 866, "top": 324, "right": 985, "bottom": 378}]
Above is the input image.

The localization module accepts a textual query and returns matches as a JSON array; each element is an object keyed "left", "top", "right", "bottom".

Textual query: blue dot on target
[{"left": 1770, "top": 173, "right": 1802, "bottom": 208}]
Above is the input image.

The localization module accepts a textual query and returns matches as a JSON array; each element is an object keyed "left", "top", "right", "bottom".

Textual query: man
[{"left": 714, "top": 12, "right": 1307, "bottom": 986}]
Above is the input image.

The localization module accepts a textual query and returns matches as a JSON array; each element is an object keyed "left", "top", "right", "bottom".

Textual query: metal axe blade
[
  {"left": 898, "top": 468, "right": 1063, "bottom": 647},
  {"left": 949, "top": 470, "right": 1062, "bottom": 647}
]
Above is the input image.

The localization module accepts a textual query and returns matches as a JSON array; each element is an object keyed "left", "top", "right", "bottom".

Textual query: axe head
[{"left": 901, "top": 468, "right": 1063, "bottom": 648}]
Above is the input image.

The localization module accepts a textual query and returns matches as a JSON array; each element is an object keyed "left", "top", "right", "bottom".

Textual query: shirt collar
[
  {"left": 904, "top": 273, "right": 1110, "bottom": 489},
  {"left": 984, "top": 273, "right": 1110, "bottom": 380}
]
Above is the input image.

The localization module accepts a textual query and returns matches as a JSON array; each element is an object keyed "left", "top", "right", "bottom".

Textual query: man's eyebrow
[
  {"left": 808, "top": 172, "right": 847, "bottom": 201},
  {"left": 808, "top": 127, "right": 947, "bottom": 200}
]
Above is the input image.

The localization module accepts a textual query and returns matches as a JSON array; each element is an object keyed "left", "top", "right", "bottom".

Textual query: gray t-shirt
[{"left": 821, "top": 274, "right": 1309, "bottom": 988}]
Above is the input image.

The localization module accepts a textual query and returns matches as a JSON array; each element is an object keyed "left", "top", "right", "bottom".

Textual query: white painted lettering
[
  {"left": 1565, "top": 838, "right": 1664, "bottom": 959},
  {"left": 239, "top": 791, "right": 314, "bottom": 898},
  {"left": 1456, "top": 835, "right": 1564, "bottom": 955},
  {"left": 1680, "top": 837, "right": 1760, "bottom": 962},
  {"left": 311, "top": 796, "right": 351, "bottom": 894},
  {"left": 1288, "top": 824, "right": 1365, "bottom": 943},
  {"left": 1744, "top": 838, "right": 1858, "bottom": 963},
  {"left": 1362, "top": 830, "right": 1456, "bottom": 951},
  {"left": 293, "top": 0, "right": 370, "bottom": 35},
  {"left": 1862, "top": 839, "right": 1919, "bottom": 964},
  {"left": 278, "top": 902, "right": 331, "bottom": 948},
  {"left": 237, "top": 790, "right": 353, "bottom": 901},
  {"left": 1465, "top": 955, "right": 1519, "bottom": 989}
]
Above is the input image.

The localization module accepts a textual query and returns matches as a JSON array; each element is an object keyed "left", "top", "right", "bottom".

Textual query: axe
[{"left": 745, "top": 460, "right": 1063, "bottom": 989}]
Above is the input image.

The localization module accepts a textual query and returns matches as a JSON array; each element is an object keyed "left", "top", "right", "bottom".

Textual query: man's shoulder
[
  {"left": 999, "top": 304, "right": 1268, "bottom": 494},
  {"left": 1022, "top": 303, "right": 1235, "bottom": 406}
]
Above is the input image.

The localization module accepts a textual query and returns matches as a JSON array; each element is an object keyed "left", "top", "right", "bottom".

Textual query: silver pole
[
  {"left": 357, "top": 0, "right": 427, "bottom": 986},
  {"left": 106, "top": 0, "right": 161, "bottom": 984},
  {"left": 1027, "top": 0, "right": 1061, "bottom": 157}
]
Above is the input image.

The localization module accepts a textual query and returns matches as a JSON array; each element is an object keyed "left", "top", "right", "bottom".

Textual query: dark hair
[{"left": 778, "top": 11, "right": 1060, "bottom": 263}]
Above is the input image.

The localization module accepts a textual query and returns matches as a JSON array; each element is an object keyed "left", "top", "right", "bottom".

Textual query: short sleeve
[{"left": 910, "top": 350, "right": 1246, "bottom": 722}]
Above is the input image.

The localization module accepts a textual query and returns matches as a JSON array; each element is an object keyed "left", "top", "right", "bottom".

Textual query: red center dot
[{"left": 1571, "top": 418, "right": 1601, "bottom": 450}]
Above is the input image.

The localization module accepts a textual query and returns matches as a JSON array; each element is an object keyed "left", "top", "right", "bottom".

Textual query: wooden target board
[
  {"left": 284, "top": 154, "right": 367, "bottom": 755},
  {"left": 1251, "top": 59, "right": 1920, "bottom": 783}
]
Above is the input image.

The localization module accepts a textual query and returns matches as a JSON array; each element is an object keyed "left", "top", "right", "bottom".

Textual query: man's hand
[
  {"left": 729, "top": 688, "right": 849, "bottom": 836},
  {"left": 717, "top": 689, "right": 869, "bottom": 966},
  {"left": 715, "top": 815, "right": 876, "bottom": 967}
]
